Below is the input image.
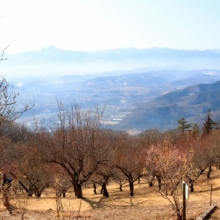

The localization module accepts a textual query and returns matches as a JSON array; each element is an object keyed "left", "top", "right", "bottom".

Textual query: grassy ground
[{"left": 1, "top": 169, "right": 220, "bottom": 219}]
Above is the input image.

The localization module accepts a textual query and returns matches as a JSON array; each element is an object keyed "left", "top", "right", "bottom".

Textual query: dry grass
[{"left": 1, "top": 169, "right": 220, "bottom": 219}]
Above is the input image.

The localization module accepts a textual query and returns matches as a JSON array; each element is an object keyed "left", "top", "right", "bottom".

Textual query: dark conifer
[
  {"left": 202, "top": 109, "right": 216, "bottom": 137},
  {"left": 202, "top": 109, "right": 218, "bottom": 178},
  {"left": 177, "top": 118, "right": 192, "bottom": 133}
]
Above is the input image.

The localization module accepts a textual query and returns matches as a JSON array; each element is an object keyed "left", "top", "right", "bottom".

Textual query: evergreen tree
[
  {"left": 202, "top": 109, "right": 215, "bottom": 137},
  {"left": 177, "top": 118, "right": 192, "bottom": 133},
  {"left": 202, "top": 109, "right": 219, "bottom": 178}
]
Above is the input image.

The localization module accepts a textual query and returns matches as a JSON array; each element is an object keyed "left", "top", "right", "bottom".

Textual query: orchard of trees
[
  {"left": 1, "top": 93, "right": 220, "bottom": 219},
  {"left": 1, "top": 51, "right": 220, "bottom": 219}
]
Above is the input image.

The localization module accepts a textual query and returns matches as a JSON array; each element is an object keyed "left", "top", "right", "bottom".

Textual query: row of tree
[{"left": 0, "top": 99, "right": 219, "bottom": 197}]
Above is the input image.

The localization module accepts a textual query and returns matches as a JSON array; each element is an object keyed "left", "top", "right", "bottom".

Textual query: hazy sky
[{"left": 1, "top": 0, "right": 220, "bottom": 54}]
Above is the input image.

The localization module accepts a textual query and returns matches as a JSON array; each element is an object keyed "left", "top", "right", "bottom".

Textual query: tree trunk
[
  {"left": 34, "top": 191, "right": 42, "bottom": 197},
  {"left": 129, "top": 181, "right": 134, "bottom": 197},
  {"left": 62, "top": 192, "right": 66, "bottom": 197},
  {"left": 119, "top": 183, "right": 123, "bottom": 191},
  {"left": 27, "top": 190, "right": 34, "bottom": 197},
  {"left": 74, "top": 183, "right": 83, "bottom": 198},
  {"left": 18, "top": 181, "right": 35, "bottom": 197},
  {"left": 73, "top": 183, "right": 77, "bottom": 196},
  {"left": 177, "top": 215, "right": 182, "bottom": 220},
  {"left": 148, "top": 175, "right": 155, "bottom": 187},
  {"left": 189, "top": 178, "right": 194, "bottom": 192},
  {"left": 190, "top": 183, "right": 194, "bottom": 193},
  {"left": 156, "top": 175, "right": 162, "bottom": 190},
  {"left": 101, "top": 183, "right": 109, "bottom": 197},
  {"left": 93, "top": 183, "right": 97, "bottom": 194},
  {"left": 207, "top": 165, "right": 212, "bottom": 178}
]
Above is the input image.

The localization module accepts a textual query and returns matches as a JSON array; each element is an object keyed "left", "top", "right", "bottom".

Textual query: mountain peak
[{"left": 39, "top": 45, "right": 61, "bottom": 52}]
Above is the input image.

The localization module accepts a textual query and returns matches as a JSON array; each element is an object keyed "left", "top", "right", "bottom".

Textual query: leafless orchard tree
[
  {"left": 89, "top": 129, "right": 119, "bottom": 197},
  {"left": 0, "top": 47, "right": 32, "bottom": 168},
  {"left": 112, "top": 172, "right": 127, "bottom": 192},
  {"left": 52, "top": 166, "right": 72, "bottom": 198},
  {"left": 37, "top": 102, "right": 115, "bottom": 198},
  {"left": 183, "top": 137, "right": 211, "bottom": 192},
  {"left": 0, "top": 76, "right": 31, "bottom": 124},
  {"left": 161, "top": 129, "right": 179, "bottom": 145},
  {"left": 9, "top": 142, "right": 51, "bottom": 197},
  {"left": 138, "top": 129, "right": 162, "bottom": 148},
  {"left": 113, "top": 132, "right": 146, "bottom": 197},
  {"left": 91, "top": 165, "right": 116, "bottom": 197},
  {"left": 205, "top": 130, "right": 220, "bottom": 168}
]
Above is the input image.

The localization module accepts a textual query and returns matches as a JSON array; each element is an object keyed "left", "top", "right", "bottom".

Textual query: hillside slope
[{"left": 115, "top": 80, "right": 220, "bottom": 131}]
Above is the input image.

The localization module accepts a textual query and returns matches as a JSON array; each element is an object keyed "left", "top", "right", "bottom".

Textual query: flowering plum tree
[{"left": 146, "top": 141, "right": 193, "bottom": 220}]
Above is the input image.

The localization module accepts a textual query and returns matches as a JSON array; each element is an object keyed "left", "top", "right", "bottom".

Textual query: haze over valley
[{"left": 1, "top": 46, "right": 219, "bottom": 133}]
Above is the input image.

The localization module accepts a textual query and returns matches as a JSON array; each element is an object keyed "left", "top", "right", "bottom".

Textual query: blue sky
[{"left": 0, "top": 0, "right": 220, "bottom": 53}]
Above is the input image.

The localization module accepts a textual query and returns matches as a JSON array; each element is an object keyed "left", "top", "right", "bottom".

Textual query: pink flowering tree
[{"left": 146, "top": 141, "right": 193, "bottom": 220}]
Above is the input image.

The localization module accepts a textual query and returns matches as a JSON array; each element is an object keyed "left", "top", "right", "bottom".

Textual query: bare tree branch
[{"left": 0, "top": 45, "right": 10, "bottom": 61}]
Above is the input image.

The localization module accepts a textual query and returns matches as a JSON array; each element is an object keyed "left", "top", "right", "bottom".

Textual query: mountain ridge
[
  {"left": 2, "top": 46, "right": 220, "bottom": 79},
  {"left": 114, "top": 80, "right": 220, "bottom": 132}
]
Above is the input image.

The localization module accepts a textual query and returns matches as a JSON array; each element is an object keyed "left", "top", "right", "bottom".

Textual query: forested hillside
[{"left": 115, "top": 80, "right": 220, "bottom": 131}]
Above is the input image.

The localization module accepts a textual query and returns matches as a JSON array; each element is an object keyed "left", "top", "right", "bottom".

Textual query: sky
[{"left": 0, "top": 0, "right": 220, "bottom": 54}]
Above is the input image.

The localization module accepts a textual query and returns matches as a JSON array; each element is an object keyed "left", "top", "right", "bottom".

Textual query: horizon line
[{"left": 5, "top": 45, "right": 220, "bottom": 55}]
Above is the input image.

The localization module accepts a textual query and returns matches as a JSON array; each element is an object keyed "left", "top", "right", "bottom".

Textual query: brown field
[{"left": 1, "top": 169, "right": 220, "bottom": 220}]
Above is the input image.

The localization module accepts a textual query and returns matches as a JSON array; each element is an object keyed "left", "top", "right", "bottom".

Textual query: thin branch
[{"left": 0, "top": 45, "right": 10, "bottom": 61}]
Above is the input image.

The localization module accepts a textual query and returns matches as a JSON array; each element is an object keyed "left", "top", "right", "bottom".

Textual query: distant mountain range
[
  {"left": 2, "top": 46, "right": 220, "bottom": 80},
  {"left": 5, "top": 46, "right": 220, "bottom": 63},
  {"left": 2, "top": 46, "right": 220, "bottom": 132},
  {"left": 114, "top": 80, "right": 220, "bottom": 131}
]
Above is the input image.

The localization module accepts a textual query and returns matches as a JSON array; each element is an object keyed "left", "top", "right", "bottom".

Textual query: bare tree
[
  {"left": 0, "top": 46, "right": 32, "bottom": 126},
  {"left": 91, "top": 160, "right": 118, "bottom": 197},
  {"left": 0, "top": 45, "right": 9, "bottom": 62},
  {"left": 0, "top": 47, "right": 32, "bottom": 168},
  {"left": 205, "top": 130, "right": 220, "bottom": 170},
  {"left": 51, "top": 166, "right": 72, "bottom": 198},
  {"left": 186, "top": 138, "right": 209, "bottom": 192},
  {"left": 37, "top": 103, "right": 114, "bottom": 198},
  {"left": 113, "top": 132, "right": 145, "bottom": 197},
  {"left": 9, "top": 143, "right": 50, "bottom": 197},
  {"left": 202, "top": 109, "right": 219, "bottom": 178},
  {"left": 138, "top": 129, "right": 162, "bottom": 148},
  {"left": 113, "top": 173, "right": 127, "bottom": 192}
]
